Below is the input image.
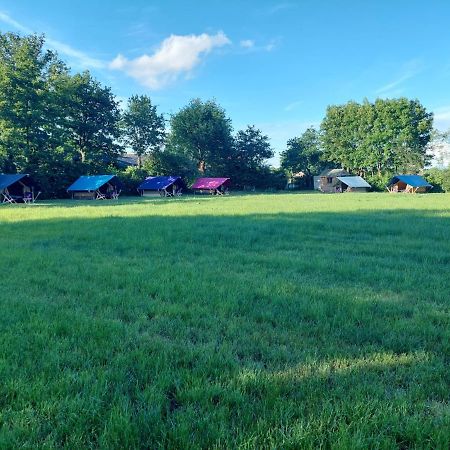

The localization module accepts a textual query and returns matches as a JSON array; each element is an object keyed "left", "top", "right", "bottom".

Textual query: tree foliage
[
  {"left": 167, "top": 98, "right": 234, "bottom": 174},
  {"left": 280, "top": 127, "right": 325, "bottom": 188},
  {"left": 320, "top": 98, "right": 433, "bottom": 176},
  {"left": 0, "top": 32, "right": 438, "bottom": 196},
  {"left": 122, "top": 95, "right": 165, "bottom": 167},
  {"left": 231, "top": 125, "right": 274, "bottom": 188}
]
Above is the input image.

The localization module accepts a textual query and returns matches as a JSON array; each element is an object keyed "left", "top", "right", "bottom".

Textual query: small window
[{"left": 327, "top": 177, "right": 333, "bottom": 184}]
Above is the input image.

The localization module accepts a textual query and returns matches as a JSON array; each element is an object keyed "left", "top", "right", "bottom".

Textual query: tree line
[
  {"left": 1, "top": 32, "right": 446, "bottom": 197},
  {"left": 281, "top": 99, "right": 437, "bottom": 189}
]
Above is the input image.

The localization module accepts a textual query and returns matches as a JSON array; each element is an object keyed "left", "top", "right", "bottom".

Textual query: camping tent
[
  {"left": 137, "top": 176, "right": 182, "bottom": 197},
  {"left": 67, "top": 175, "right": 121, "bottom": 199},
  {"left": 191, "top": 178, "right": 230, "bottom": 195},
  {"left": 336, "top": 176, "right": 371, "bottom": 192},
  {"left": 387, "top": 175, "right": 432, "bottom": 193},
  {"left": 0, "top": 174, "right": 37, "bottom": 203}
]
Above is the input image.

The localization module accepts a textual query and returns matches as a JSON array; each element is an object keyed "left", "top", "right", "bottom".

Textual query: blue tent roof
[
  {"left": 0, "top": 174, "right": 30, "bottom": 190},
  {"left": 67, "top": 175, "right": 118, "bottom": 192},
  {"left": 138, "top": 176, "right": 181, "bottom": 191},
  {"left": 388, "top": 175, "right": 432, "bottom": 188}
]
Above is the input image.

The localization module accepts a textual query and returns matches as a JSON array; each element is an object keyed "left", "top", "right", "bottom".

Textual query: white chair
[
  {"left": 111, "top": 189, "right": 121, "bottom": 200},
  {"left": 96, "top": 190, "right": 106, "bottom": 200},
  {"left": 2, "top": 190, "right": 16, "bottom": 204}
]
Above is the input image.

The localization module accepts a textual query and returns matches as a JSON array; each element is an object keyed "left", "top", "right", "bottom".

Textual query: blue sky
[{"left": 1, "top": 0, "right": 450, "bottom": 164}]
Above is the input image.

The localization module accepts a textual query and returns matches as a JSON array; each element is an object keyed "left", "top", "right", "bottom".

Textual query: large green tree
[
  {"left": 167, "top": 98, "right": 233, "bottom": 174},
  {"left": 320, "top": 98, "right": 433, "bottom": 176},
  {"left": 122, "top": 95, "right": 165, "bottom": 168},
  {"left": 280, "top": 127, "right": 325, "bottom": 188},
  {"left": 0, "top": 33, "right": 66, "bottom": 173},
  {"left": 62, "top": 71, "right": 122, "bottom": 171},
  {"left": 231, "top": 125, "right": 273, "bottom": 188}
]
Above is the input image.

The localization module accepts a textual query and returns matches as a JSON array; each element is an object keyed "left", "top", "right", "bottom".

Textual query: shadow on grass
[{"left": 0, "top": 208, "right": 449, "bottom": 447}]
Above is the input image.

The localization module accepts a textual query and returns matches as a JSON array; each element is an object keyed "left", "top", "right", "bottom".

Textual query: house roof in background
[
  {"left": 138, "top": 176, "right": 181, "bottom": 191},
  {"left": 117, "top": 154, "right": 139, "bottom": 167},
  {"left": 67, "top": 175, "right": 117, "bottom": 191},
  {"left": 191, "top": 178, "right": 230, "bottom": 189},
  {"left": 319, "top": 168, "right": 350, "bottom": 177},
  {"left": 337, "top": 176, "right": 371, "bottom": 188}
]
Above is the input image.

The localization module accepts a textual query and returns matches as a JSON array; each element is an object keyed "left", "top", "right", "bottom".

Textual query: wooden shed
[{"left": 316, "top": 169, "right": 350, "bottom": 192}]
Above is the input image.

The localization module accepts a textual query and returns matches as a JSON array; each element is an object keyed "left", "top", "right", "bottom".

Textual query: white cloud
[
  {"left": 266, "top": 3, "right": 297, "bottom": 15},
  {"left": 284, "top": 100, "right": 303, "bottom": 112},
  {"left": 45, "top": 38, "right": 105, "bottom": 69},
  {"left": 110, "top": 32, "right": 231, "bottom": 89},
  {"left": 433, "top": 106, "right": 450, "bottom": 131},
  {"left": 375, "top": 59, "right": 422, "bottom": 95},
  {"left": 0, "top": 11, "right": 105, "bottom": 69},
  {"left": 240, "top": 39, "right": 255, "bottom": 49},
  {"left": 238, "top": 38, "right": 280, "bottom": 54},
  {"left": 0, "top": 11, "right": 30, "bottom": 33}
]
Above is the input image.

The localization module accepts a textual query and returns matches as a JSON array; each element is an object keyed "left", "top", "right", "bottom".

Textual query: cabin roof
[
  {"left": 67, "top": 175, "right": 117, "bottom": 192},
  {"left": 138, "top": 176, "right": 181, "bottom": 191},
  {"left": 0, "top": 174, "right": 30, "bottom": 190},
  {"left": 337, "top": 176, "right": 371, "bottom": 188},
  {"left": 388, "top": 175, "right": 432, "bottom": 188},
  {"left": 191, "top": 178, "right": 230, "bottom": 189}
]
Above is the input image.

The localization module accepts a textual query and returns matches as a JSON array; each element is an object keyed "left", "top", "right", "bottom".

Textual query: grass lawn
[{"left": 0, "top": 192, "right": 449, "bottom": 449}]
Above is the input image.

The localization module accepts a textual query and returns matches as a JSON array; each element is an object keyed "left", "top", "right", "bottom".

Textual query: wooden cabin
[{"left": 316, "top": 169, "right": 350, "bottom": 192}]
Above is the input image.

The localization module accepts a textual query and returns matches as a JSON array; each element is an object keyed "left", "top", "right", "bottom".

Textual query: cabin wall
[
  {"left": 141, "top": 191, "right": 162, "bottom": 197},
  {"left": 72, "top": 191, "right": 96, "bottom": 200},
  {"left": 313, "top": 176, "right": 320, "bottom": 190},
  {"left": 345, "top": 186, "right": 369, "bottom": 192},
  {"left": 319, "top": 176, "right": 340, "bottom": 193}
]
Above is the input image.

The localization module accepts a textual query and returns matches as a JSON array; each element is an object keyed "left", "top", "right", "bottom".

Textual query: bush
[
  {"left": 424, "top": 168, "right": 450, "bottom": 192},
  {"left": 116, "top": 166, "right": 149, "bottom": 195},
  {"left": 364, "top": 173, "right": 392, "bottom": 192}
]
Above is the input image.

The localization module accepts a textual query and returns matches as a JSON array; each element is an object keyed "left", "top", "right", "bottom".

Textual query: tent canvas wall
[
  {"left": 317, "top": 169, "right": 350, "bottom": 192},
  {"left": 67, "top": 175, "right": 121, "bottom": 199},
  {"left": 137, "top": 176, "right": 182, "bottom": 197},
  {"left": 0, "top": 174, "right": 36, "bottom": 202},
  {"left": 336, "top": 176, "right": 371, "bottom": 192},
  {"left": 191, "top": 178, "right": 230, "bottom": 194},
  {"left": 387, "top": 175, "right": 432, "bottom": 193}
]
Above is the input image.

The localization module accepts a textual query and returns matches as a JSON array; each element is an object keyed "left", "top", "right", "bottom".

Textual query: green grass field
[{"left": 0, "top": 193, "right": 449, "bottom": 449}]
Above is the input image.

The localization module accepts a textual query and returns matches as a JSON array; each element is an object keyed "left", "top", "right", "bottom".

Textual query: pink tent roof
[{"left": 191, "top": 178, "right": 230, "bottom": 190}]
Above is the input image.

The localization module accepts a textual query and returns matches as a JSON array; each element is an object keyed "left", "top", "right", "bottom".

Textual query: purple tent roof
[{"left": 191, "top": 178, "right": 230, "bottom": 190}]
